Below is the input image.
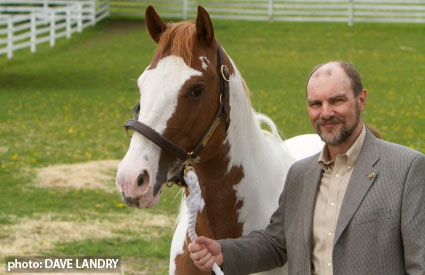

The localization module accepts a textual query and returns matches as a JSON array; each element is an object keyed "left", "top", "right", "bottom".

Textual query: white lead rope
[{"left": 184, "top": 167, "right": 224, "bottom": 275}]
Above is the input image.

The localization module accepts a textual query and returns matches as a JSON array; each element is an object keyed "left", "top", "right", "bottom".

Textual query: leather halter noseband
[{"left": 123, "top": 43, "right": 231, "bottom": 185}]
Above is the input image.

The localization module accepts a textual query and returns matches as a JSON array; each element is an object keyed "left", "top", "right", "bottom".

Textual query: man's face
[{"left": 306, "top": 64, "right": 365, "bottom": 145}]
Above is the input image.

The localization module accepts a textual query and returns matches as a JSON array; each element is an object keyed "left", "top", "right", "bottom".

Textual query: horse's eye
[{"left": 189, "top": 85, "right": 204, "bottom": 98}]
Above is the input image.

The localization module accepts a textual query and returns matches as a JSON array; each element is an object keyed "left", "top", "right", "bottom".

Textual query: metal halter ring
[{"left": 221, "top": 65, "right": 230, "bottom": 82}]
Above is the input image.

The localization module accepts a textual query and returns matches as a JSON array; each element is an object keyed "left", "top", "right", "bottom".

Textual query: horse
[{"left": 115, "top": 6, "right": 323, "bottom": 275}]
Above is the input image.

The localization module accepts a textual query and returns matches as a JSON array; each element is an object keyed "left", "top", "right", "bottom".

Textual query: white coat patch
[{"left": 199, "top": 56, "right": 210, "bottom": 71}]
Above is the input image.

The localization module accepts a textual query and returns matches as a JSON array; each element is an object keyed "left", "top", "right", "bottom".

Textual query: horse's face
[{"left": 116, "top": 6, "right": 228, "bottom": 208}]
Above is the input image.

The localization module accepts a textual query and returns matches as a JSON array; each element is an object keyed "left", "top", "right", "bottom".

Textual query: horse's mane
[{"left": 156, "top": 21, "right": 198, "bottom": 65}]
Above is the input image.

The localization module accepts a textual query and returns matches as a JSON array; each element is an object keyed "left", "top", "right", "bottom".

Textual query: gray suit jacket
[{"left": 219, "top": 129, "right": 425, "bottom": 275}]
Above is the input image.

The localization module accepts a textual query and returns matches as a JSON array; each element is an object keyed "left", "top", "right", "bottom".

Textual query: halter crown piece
[{"left": 123, "top": 43, "right": 229, "bottom": 275}]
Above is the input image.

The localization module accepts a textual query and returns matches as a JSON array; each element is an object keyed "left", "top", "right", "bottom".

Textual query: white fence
[
  {"left": 110, "top": 0, "right": 425, "bottom": 25},
  {"left": 1, "top": 0, "right": 424, "bottom": 58},
  {"left": 0, "top": 0, "right": 109, "bottom": 59}
]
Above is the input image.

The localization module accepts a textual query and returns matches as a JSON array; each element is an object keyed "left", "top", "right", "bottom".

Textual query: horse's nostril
[{"left": 137, "top": 172, "right": 145, "bottom": 186}]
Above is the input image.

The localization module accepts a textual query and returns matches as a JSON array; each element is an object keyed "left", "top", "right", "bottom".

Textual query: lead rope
[{"left": 184, "top": 165, "right": 224, "bottom": 275}]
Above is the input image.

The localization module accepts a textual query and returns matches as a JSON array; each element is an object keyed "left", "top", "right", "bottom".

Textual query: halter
[{"left": 123, "top": 42, "right": 231, "bottom": 187}]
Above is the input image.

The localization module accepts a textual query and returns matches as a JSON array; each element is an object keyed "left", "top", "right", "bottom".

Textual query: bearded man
[{"left": 188, "top": 61, "right": 425, "bottom": 275}]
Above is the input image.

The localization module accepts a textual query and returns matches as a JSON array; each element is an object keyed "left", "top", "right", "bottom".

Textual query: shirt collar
[{"left": 318, "top": 125, "right": 366, "bottom": 170}]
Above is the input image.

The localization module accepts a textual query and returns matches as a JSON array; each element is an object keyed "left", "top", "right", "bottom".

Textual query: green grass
[{"left": 0, "top": 18, "right": 424, "bottom": 274}]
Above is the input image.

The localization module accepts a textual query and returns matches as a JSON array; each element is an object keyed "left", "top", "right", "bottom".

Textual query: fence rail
[
  {"left": 0, "top": 0, "right": 109, "bottom": 59},
  {"left": 109, "top": 0, "right": 425, "bottom": 25},
  {"left": 1, "top": 0, "right": 424, "bottom": 59}
]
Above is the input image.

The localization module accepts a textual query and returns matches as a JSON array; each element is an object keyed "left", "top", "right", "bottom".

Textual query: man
[{"left": 188, "top": 61, "right": 425, "bottom": 274}]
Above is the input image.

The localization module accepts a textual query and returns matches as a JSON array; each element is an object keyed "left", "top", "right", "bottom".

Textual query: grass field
[{"left": 0, "top": 17, "right": 424, "bottom": 274}]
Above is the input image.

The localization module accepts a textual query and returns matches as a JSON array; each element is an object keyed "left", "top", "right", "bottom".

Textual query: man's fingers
[
  {"left": 195, "top": 236, "right": 221, "bottom": 255},
  {"left": 194, "top": 236, "right": 208, "bottom": 245},
  {"left": 190, "top": 248, "right": 209, "bottom": 261},
  {"left": 188, "top": 242, "right": 205, "bottom": 253},
  {"left": 196, "top": 254, "right": 215, "bottom": 272},
  {"left": 203, "top": 257, "right": 215, "bottom": 270},
  {"left": 195, "top": 252, "right": 212, "bottom": 266},
  {"left": 189, "top": 236, "right": 223, "bottom": 271}
]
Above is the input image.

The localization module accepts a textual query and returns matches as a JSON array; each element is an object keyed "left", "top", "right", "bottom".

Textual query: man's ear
[{"left": 358, "top": 89, "right": 367, "bottom": 111}]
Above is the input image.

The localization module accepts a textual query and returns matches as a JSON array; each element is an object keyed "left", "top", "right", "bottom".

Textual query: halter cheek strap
[{"left": 123, "top": 42, "right": 231, "bottom": 165}]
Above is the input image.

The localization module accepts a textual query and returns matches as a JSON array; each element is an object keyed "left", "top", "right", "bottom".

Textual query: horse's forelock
[{"left": 157, "top": 21, "right": 199, "bottom": 66}]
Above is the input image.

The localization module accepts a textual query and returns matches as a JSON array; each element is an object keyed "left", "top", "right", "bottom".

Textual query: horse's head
[{"left": 116, "top": 6, "right": 233, "bottom": 208}]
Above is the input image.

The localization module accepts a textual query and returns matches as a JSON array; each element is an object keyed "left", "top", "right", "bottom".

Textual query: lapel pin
[{"left": 367, "top": 172, "right": 376, "bottom": 179}]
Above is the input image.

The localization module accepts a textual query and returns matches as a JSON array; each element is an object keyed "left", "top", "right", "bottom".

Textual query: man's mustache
[{"left": 316, "top": 116, "right": 346, "bottom": 127}]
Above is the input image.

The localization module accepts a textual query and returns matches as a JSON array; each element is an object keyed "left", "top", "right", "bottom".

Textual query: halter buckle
[{"left": 221, "top": 65, "right": 230, "bottom": 82}]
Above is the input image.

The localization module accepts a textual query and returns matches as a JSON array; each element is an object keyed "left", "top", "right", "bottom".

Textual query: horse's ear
[
  {"left": 145, "top": 6, "right": 167, "bottom": 43},
  {"left": 196, "top": 6, "right": 214, "bottom": 46}
]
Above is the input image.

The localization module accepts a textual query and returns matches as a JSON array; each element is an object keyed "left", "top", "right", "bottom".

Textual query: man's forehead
[
  {"left": 308, "top": 63, "right": 350, "bottom": 89},
  {"left": 311, "top": 62, "right": 344, "bottom": 80}
]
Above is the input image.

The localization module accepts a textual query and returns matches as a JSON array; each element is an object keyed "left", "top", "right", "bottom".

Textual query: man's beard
[{"left": 316, "top": 103, "right": 360, "bottom": 145}]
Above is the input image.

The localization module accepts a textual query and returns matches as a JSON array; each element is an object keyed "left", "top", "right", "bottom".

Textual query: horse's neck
[
  {"left": 193, "top": 67, "right": 295, "bottom": 238},
  {"left": 192, "top": 143, "right": 244, "bottom": 239}
]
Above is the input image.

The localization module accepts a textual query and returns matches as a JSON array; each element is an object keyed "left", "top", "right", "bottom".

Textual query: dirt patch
[
  {"left": 0, "top": 211, "right": 173, "bottom": 257},
  {"left": 35, "top": 160, "right": 120, "bottom": 192},
  {"left": 79, "top": 19, "right": 145, "bottom": 48},
  {"left": 101, "top": 19, "right": 144, "bottom": 34}
]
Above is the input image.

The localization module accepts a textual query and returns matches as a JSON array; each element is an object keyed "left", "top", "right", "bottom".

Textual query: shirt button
[
  {"left": 328, "top": 263, "right": 332, "bottom": 267},
  {"left": 336, "top": 174, "right": 340, "bottom": 178},
  {"left": 348, "top": 165, "right": 351, "bottom": 169},
  {"left": 330, "top": 202, "right": 335, "bottom": 206},
  {"left": 328, "top": 232, "right": 332, "bottom": 236}
]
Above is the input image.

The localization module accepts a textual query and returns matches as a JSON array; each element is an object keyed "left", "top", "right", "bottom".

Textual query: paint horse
[{"left": 115, "top": 6, "right": 323, "bottom": 275}]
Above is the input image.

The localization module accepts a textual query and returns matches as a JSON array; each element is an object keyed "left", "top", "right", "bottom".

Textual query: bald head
[{"left": 306, "top": 61, "right": 363, "bottom": 97}]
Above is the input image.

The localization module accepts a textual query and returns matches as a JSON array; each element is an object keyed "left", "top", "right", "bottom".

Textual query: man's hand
[{"left": 188, "top": 236, "right": 224, "bottom": 272}]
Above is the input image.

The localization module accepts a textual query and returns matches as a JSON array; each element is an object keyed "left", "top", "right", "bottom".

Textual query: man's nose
[{"left": 321, "top": 103, "right": 335, "bottom": 119}]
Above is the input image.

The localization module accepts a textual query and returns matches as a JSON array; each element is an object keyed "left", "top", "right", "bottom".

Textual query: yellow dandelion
[{"left": 116, "top": 203, "right": 125, "bottom": 208}]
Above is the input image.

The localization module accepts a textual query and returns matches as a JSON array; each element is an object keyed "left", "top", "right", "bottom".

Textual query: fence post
[
  {"left": 268, "top": 0, "right": 273, "bottom": 22},
  {"left": 7, "top": 17, "right": 13, "bottom": 59},
  {"left": 66, "top": 7, "right": 71, "bottom": 38},
  {"left": 43, "top": 0, "right": 48, "bottom": 14},
  {"left": 91, "top": 0, "right": 96, "bottom": 26},
  {"left": 50, "top": 11, "right": 55, "bottom": 47},
  {"left": 77, "top": 3, "right": 82, "bottom": 32},
  {"left": 348, "top": 0, "right": 353, "bottom": 27},
  {"left": 182, "top": 0, "right": 187, "bottom": 20},
  {"left": 31, "top": 13, "right": 36, "bottom": 53}
]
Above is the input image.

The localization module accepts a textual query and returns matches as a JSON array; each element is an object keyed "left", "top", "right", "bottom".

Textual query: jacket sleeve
[
  {"left": 401, "top": 153, "right": 425, "bottom": 274},
  {"left": 217, "top": 165, "right": 293, "bottom": 275}
]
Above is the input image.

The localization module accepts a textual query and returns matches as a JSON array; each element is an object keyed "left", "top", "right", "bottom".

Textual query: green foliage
[{"left": 0, "top": 18, "right": 424, "bottom": 274}]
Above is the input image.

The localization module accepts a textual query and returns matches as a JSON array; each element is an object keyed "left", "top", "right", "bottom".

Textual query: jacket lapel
[
  {"left": 334, "top": 129, "right": 380, "bottom": 245},
  {"left": 302, "top": 158, "right": 323, "bottom": 265}
]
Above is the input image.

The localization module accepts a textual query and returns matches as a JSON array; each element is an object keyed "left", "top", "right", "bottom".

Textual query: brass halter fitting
[{"left": 221, "top": 65, "right": 230, "bottom": 82}]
